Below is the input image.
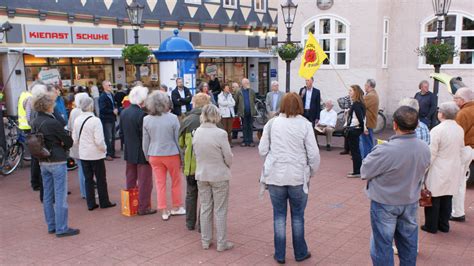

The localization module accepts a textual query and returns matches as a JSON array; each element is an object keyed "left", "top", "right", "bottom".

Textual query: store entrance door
[{"left": 258, "top": 62, "right": 269, "bottom": 96}]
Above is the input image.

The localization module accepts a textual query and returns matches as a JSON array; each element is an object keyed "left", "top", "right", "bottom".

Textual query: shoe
[
  {"left": 105, "top": 156, "right": 113, "bottom": 161},
  {"left": 240, "top": 143, "right": 247, "bottom": 147},
  {"left": 56, "top": 228, "right": 80, "bottom": 238},
  {"left": 450, "top": 215, "right": 465, "bottom": 222},
  {"left": 171, "top": 207, "right": 186, "bottom": 216},
  {"left": 48, "top": 229, "right": 56, "bottom": 234},
  {"left": 161, "top": 210, "right": 171, "bottom": 221},
  {"left": 420, "top": 225, "right": 437, "bottom": 234},
  {"left": 138, "top": 209, "right": 157, "bottom": 216},
  {"left": 67, "top": 191, "right": 71, "bottom": 195},
  {"left": 100, "top": 202, "right": 117, "bottom": 209},
  {"left": 112, "top": 155, "right": 121, "bottom": 159},
  {"left": 217, "top": 242, "right": 234, "bottom": 252},
  {"left": 347, "top": 173, "right": 361, "bottom": 178},
  {"left": 296, "top": 252, "right": 311, "bottom": 262},
  {"left": 230, "top": 145, "right": 234, "bottom": 148},
  {"left": 326, "top": 144, "right": 331, "bottom": 151},
  {"left": 187, "top": 226, "right": 195, "bottom": 231},
  {"left": 340, "top": 150, "right": 349, "bottom": 155},
  {"left": 202, "top": 242, "right": 212, "bottom": 250},
  {"left": 273, "top": 255, "right": 285, "bottom": 264},
  {"left": 32, "top": 186, "right": 41, "bottom": 191},
  {"left": 248, "top": 143, "right": 256, "bottom": 147},
  {"left": 88, "top": 204, "right": 99, "bottom": 211}
]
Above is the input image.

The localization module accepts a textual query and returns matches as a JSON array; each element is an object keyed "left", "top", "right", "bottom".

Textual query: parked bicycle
[{"left": 1, "top": 116, "right": 27, "bottom": 175}]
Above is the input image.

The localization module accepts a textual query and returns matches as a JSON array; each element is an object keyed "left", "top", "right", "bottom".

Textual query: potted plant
[
  {"left": 274, "top": 43, "right": 303, "bottom": 61},
  {"left": 122, "top": 44, "right": 151, "bottom": 65},
  {"left": 416, "top": 40, "right": 458, "bottom": 65}
]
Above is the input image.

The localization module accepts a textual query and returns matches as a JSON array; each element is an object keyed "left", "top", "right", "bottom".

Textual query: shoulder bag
[{"left": 26, "top": 120, "right": 50, "bottom": 159}]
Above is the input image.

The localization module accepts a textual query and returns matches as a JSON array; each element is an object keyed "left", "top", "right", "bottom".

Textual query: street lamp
[
  {"left": 126, "top": 0, "right": 145, "bottom": 81},
  {"left": 281, "top": 0, "right": 298, "bottom": 93},
  {"left": 431, "top": 0, "right": 451, "bottom": 96}
]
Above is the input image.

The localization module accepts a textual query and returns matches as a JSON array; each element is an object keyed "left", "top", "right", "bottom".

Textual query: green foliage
[
  {"left": 122, "top": 44, "right": 152, "bottom": 65},
  {"left": 416, "top": 41, "right": 458, "bottom": 65},
  {"left": 274, "top": 43, "right": 303, "bottom": 61}
]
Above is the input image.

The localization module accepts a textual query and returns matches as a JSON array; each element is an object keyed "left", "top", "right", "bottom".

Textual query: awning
[
  {"left": 9, "top": 48, "right": 123, "bottom": 58},
  {"left": 199, "top": 50, "right": 275, "bottom": 58}
]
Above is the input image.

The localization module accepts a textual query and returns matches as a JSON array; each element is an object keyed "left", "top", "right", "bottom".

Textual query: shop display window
[{"left": 197, "top": 57, "right": 247, "bottom": 88}]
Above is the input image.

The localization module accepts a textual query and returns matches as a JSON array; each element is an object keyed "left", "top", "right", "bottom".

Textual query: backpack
[{"left": 26, "top": 120, "right": 51, "bottom": 159}]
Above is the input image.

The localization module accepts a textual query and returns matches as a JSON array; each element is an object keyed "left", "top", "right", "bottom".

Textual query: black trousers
[
  {"left": 186, "top": 175, "right": 198, "bottom": 229},
  {"left": 424, "top": 195, "right": 452, "bottom": 233},
  {"left": 81, "top": 159, "right": 111, "bottom": 209},
  {"left": 347, "top": 128, "right": 362, "bottom": 174},
  {"left": 343, "top": 136, "right": 349, "bottom": 152},
  {"left": 102, "top": 121, "right": 116, "bottom": 157}
]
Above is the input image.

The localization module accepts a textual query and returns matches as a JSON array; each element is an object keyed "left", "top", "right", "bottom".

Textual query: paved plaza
[{"left": 1, "top": 135, "right": 473, "bottom": 265}]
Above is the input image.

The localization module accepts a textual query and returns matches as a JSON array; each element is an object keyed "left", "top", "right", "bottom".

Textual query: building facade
[
  {"left": 278, "top": 0, "right": 473, "bottom": 116},
  {"left": 0, "top": 0, "right": 279, "bottom": 115}
]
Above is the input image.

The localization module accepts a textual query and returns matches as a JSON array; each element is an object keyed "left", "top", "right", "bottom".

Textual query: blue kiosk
[{"left": 153, "top": 30, "right": 202, "bottom": 95}]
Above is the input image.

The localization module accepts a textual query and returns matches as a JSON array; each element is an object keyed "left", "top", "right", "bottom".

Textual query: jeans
[
  {"left": 359, "top": 128, "right": 374, "bottom": 159},
  {"left": 102, "top": 121, "right": 115, "bottom": 157},
  {"left": 370, "top": 201, "right": 418, "bottom": 266},
  {"left": 268, "top": 185, "right": 309, "bottom": 261},
  {"left": 186, "top": 175, "right": 198, "bottom": 229},
  {"left": 40, "top": 163, "right": 69, "bottom": 234},
  {"left": 74, "top": 159, "right": 86, "bottom": 198},
  {"left": 347, "top": 128, "right": 363, "bottom": 174},
  {"left": 241, "top": 114, "right": 254, "bottom": 144}
]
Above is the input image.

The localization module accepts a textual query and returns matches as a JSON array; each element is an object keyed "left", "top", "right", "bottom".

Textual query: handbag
[
  {"left": 26, "top": 120, "right": 51, "bottom": 159},
  {"left": 419, "top": 171, "right": 432, "bottom": 207}
]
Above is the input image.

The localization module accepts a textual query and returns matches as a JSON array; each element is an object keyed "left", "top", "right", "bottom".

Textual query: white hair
[
  {"left": 30, "top": 82, "right": 53, "bottom": 97},
  {"left": 271, "top": 80, "right": 279, "bottom": 87},
  {"left": 74, "top": 92, "right": 89, "bottom": 108},
  {"left": 200, "top": 104, "right": 221, "bottom": 124},
  {"left": 399, "top": 98, "right": 420, "bottom": 112},
  {"left": 79, "top": 96, "right": 94, "bottom": 112},
  {"left": 455, "top": 87, "right": 474, "bottom": 102},
  {"left": 438, "top": 101, "right": 459, "bottom": 120},
  {"left": 129, "top": 86, "right": 149, "bottom": 105}
]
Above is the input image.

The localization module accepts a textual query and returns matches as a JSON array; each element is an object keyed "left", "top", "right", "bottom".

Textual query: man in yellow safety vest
[{"left": 17, "top": 90, "right": 32, "bottom": 131}]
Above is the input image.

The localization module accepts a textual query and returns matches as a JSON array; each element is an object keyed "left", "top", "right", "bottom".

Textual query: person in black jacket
[
  {"left": 30, "top": 89, "right": 80, "bottom": 238},
  {"left": 208, "top": 74, "right": 221, "bottom": 102},
  {"left": 120, "top": 86, "right": 156, "bottom": 216},
  {"left": 414, "top": 80, "right": 437, "bottom": 128},
  {"left": 171, "top": 78, "right": 192, "bottom": 118},
  {"left": 99, "top": 80, "right": 118, "bottom": 160},
  {"left": 299, "top": 77, "right": 321, "bottom": 126},
  {"left": 345, "top": 85, "right": 366, "bottom": 178}
]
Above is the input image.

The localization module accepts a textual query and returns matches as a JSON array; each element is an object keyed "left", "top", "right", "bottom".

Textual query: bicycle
[
  {"left": 1, "top": 116, "right": 26, "bottom": 176},
  {"left": 254, "top": 97, "right": 268, "bottom": 127}
]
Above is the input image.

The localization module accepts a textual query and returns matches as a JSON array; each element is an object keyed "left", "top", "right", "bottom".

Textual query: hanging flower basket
[
  {"left": 274, "top": 43, "right": 303, "bottom": 61},
  {"left": 416, "top": 41, "right": 458, "bottom": 65},
  {"left": 122, "top": 44, "right": 152, "bottom": 65}
]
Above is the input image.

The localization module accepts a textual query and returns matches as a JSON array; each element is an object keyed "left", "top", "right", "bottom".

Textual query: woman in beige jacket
[
  {"left": 422, "top": 102, "right": 464, "bottom": 234},
  {"left": 192, "top": 104, "right": 233, "bottom": 252}
]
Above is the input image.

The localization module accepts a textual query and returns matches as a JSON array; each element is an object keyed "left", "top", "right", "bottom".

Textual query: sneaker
[
  {"left": 347, "top": 173, "right": 361, "bottom": 178},
  {"left": 273, "top": 255, "right": 285, "bottom": 264},
  {"left": 240, "top": 143, "right": 247, "bottom": 147},
  {"left": 248, "top": 143, "right": 256, "bottom": 147},
  {"left": 202, "top": 242, "right": 212, "bottom": 250},
  {"left": 56, "top": 228, "right": 80, "bottom": 238},
  {"left": 295, "top": 252, "right": 311, "bottom": 262},
  {"left": 450, "top": 215, "right": 466, "bottom": 222},
  {"left": 217, "top": 242, "right": 234, "bottom": 252},
  {"left": 171, "top": 207, "right": 186, "bottom": 216},
  {"left": 161, "top": 210, "right": 171, "bottom": 221}
]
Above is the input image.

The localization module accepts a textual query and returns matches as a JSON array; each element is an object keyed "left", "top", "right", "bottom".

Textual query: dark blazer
[
  {"left": 346, "top": 101, "right": 366, "bottom": 129},
  {"left": 299, "top": 86, "right": 321, "bottom": 123},
  {"left": 171, "top": 86, "right": 192, "bottom": 116},
  {"left": 120, "top": 104, "right": 148, "bottom": 164},
  {"left": 99, "top": 92, "right": 116, "bottom": 122},
  {"left": 31, "top": 112, "right": 73, "bottom": 162}
]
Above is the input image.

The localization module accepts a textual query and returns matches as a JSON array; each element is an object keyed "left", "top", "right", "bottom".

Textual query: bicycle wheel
[
  {"left": 254, "top": 101, "right": 267, "bottom": 126},
  {"left": 373, "top": 112, "right": 387, "bottom": 134},
  {"left": 1, "top": 143, "right": 24, "bottom": 176}
]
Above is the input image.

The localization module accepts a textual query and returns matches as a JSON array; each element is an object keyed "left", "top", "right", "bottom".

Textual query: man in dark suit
[
  {"left": 171, "top": 78, "right": 192, "bottom": 118},
  {"left": 99, "top": 80, "right": 118, "bottom": 161},
  {"left": 299, "top": 77, "right": 321, "bottom": 126},
  {"left": 120, "top": 86, "right": 156, "bottom": 216}
]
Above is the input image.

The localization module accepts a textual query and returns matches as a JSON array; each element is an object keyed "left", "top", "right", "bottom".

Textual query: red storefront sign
[{"left": 24, "top": 25, "right": 113, "bottom": 45}]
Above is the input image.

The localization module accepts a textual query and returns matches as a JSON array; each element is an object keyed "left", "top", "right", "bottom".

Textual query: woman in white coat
[
  {"left": 217, "top": 84, "right": 236, "bottom": 145},
  {"left": 422, "top": 102, "right": 464, "bottom": 234}
]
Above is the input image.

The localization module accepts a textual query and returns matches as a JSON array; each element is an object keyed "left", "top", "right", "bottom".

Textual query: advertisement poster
[
  {"left": 39, "top": 68, "right": 61, "bottom": 85},
  {"left": 205, "top": 64, "right": 217, "bottom": 76}
]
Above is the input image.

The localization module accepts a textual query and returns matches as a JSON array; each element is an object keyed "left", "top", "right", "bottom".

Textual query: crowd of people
[{"left": 18, "top": 74, "right": 473, "bottom": 265}]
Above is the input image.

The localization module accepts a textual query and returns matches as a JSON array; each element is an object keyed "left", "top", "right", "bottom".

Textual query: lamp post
[
  {"left": 281, "top": 0, "right": 298, "bottom": 93},
  {"left": 431, "top": 0, "right": 451, "bottom": 97},
  {"left": 126, "top": 0, "right": 145, "bottom": 81}
]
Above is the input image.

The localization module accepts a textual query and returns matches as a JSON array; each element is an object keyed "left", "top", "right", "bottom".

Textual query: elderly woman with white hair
[
  {"left": 68, "top": 92, "right": 90, "bottom": 199},
  {"left": 73, "top": 96, "right": 116, "bottom": 211},
  {"left": 119, "top": 86, "right": 156, "bottom": 216},
  {"left": 193, "top": 104, "right": 233, "bottom": 252},
  {"left": 143, "top": 91, "right": 185, "bottom": 221},
  {"left": 421, "top": 102, "right": 464, "bottom": 234}
]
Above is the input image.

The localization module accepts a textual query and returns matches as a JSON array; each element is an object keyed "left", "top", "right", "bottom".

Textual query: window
[
  {"left": 302, "top": 15, "right": 350, "bottom": 68},
  {"left": 223, "top": 0, "right": 237, "bottom": 9},
  {"left": 185, "top": 0, "right": 201, "bottom": 5},
  {"left": 254, "top": 0, "right": 266, "bottom": 13},
  {"left": 382, "top": 17, "right": 389, "bottom": 68},
  {"left": 420, "top": 12, "right": 474, "bottom": 68}
]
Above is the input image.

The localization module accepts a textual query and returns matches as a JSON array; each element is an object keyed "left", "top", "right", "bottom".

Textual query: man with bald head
[
  {"left": 451, "top": 87, "right": 474, "bottom": 222},
  {"left": 235, "top": 78, "right": 256, "bottom": 147}
]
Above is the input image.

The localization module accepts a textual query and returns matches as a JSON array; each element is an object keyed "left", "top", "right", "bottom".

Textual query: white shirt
[
  {"left": 304, "top": 88, "right": 313, "bottom": 110},
  {"left": 319, "top": 109, "right": 337, "bottom": 128},
  {"left": 178, "top": 88, "right": 186, "bottom": 114}
]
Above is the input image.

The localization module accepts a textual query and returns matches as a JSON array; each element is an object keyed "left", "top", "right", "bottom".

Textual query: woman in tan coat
[{"left": 422, "top": 102, "right": 464, "bottom": 234}]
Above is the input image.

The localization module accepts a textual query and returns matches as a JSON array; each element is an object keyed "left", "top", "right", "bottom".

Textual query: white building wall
[{"left": 1, "top": 53, "right": 27, "bottom": 116}]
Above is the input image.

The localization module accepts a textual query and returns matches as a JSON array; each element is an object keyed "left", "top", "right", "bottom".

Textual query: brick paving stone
[{"left": 1, "top": 133, "right": 473, "bottom": 265}]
